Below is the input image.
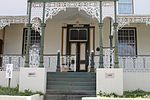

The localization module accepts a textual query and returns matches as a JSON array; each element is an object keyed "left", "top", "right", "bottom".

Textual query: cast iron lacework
[
  {"left": 0, "top": 16, "right": 27, "bottom": 29},
  {"left": 0, "top": 19, "right": 9, "bottom": 29},
  {"left": 29, "top": 44, "right": 40, "bottom": 67},
  {"left": 23, "top": 29, "right": 41, "bottom": 67},
  {"left": 31, "top": 17, "right": 42, "bottom": 34},
  {"left": 118, "top": 16, "right": 150, "bottom": 29},
  {"left": 44, "top": 2, "right": 101, "bottom": 21},
  {"left": 31, "top": 1, "right": 115, "bottom": 22}
]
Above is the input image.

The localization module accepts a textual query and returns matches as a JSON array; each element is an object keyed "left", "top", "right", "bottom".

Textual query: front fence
[{"left": 0, "top": 54, "right": 150, "bottom": 72}]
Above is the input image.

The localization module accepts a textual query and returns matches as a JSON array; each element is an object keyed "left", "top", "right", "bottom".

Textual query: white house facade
[{"left": 0, "top": 0, "right": 150, "bottom": 100}]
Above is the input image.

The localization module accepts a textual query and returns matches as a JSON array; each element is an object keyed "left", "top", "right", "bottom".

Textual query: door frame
[{"left": 66, "top": 24, "right": 90, "bottom": 72}]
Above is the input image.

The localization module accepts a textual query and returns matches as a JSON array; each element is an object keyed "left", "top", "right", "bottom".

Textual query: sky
[
  {"left": 0, "top": 0, "right": 150, "bottom": 16},
  {"left": 134, "top": 0, "right": 150, "bottom": 15}
]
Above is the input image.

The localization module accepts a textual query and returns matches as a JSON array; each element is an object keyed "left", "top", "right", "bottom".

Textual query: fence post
[
  {"left": 56, "top": 50, "right": 61, "bottom": 72},
  {"left": 90, "top": 50, "right": 95, "bottom": 72}
]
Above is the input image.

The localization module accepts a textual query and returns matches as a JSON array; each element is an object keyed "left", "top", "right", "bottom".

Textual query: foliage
[
  {"left": 0, "top": 86, "right": 43, "bottom": 96},
  {"left": 98, "top": 89, "right": 150, "bottom": 98}
]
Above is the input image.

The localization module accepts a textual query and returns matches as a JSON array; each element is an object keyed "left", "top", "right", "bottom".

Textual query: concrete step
[
  {"left": 45, "top": 72, "right": 96, "bottom": 100},
  {"left": 47, "top": 77, "right": 96, "bottom": 82},
  {"left": 44, "top": 94, "right": 95, "bottom": 100},
  {"left": 47, "top": 81, "right": 96, "bottom": 86},
  {"left": 47, "top": 72, "right": 95, "bottom": 78},
  {"left": 47, "top": 84, "right": 96, "bottom": 90},
  {"left": 46, "top": 89, "right": 96, "bottom": 95}
]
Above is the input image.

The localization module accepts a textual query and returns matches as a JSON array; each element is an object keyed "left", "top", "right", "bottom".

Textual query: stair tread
[{"left": 46, "top": 72, "right": 96, "bottom": 100}]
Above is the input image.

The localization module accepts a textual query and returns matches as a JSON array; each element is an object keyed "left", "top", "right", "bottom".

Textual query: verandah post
[
  {"left": 56, "top": 50, "right": 61, "bottom": 72},
  {"left": 114, "top": 0, "right": 119, "bottom": 68},
  {"left": 99, "top": 1, "right": 104, "bottom": 68},
  {"left": 24, "top": 1, "right": 32, "bottom": 67},
  {"left": 39, "top": 2, "right": 46, "bottom": 68}
]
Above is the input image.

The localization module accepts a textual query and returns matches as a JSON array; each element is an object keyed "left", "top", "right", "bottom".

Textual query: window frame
[
  {"left": 69, "top": 28, "right": 88, "bottom": 42},
  {"left": 118, "top": 0, "right": 134, "bottom": 14},
  {"left": 22, "top": 28, "right": 41, "bottom": 55},
  {"left": 118, "top": 27, "right": 137, "bottom": 56}
]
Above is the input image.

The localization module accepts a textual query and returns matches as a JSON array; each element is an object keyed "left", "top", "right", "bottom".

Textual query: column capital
[
  {"left": 40, "top": 23, "right": 46, "bottom": 27},
  {"left": 113, "top": 23, "right": 118, "bottom": 28},
  {"left": 99, "top": 23, "right": 103, "bottom": 27},
  {"left": 26, "top": 23, "right": 32, "bottom": 27}
]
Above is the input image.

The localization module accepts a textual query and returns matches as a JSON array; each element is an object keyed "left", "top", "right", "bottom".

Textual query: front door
[
  {"left": 67, "top": 25, "right": 90, "bottom": 72},
  {"left": 70, "top": 42, "right": 88, "bottom": 72}
]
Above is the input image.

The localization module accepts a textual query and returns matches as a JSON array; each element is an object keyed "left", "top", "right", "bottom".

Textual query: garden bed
[
  {"left": 0, "top": 86, "right": 43, "bottom": 100},
  {"left": 82, "top": 90, "right": 150, "bottom": 100}
]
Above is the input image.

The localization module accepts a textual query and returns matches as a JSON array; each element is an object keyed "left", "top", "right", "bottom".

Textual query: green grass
[
  {"left": 0, "top": 86, "right": 43, "bottom": 96},
  {"left": 98, "top": 89, "right": 150, "bottom": 98}
]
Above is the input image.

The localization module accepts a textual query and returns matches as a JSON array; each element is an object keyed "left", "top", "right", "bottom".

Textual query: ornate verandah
[{"left": 24, "top": 0, "right": 119, "bottom": 70}]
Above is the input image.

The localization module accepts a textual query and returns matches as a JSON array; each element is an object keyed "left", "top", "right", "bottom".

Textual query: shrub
[
  {"left": 98, "top": 89, "right": 150, "bottom": 98},
  {"left": 0, "top": 86, "right": 43, "bottom": 96}
]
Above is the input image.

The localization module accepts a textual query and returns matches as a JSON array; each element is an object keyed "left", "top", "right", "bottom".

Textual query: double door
[{"left": 69, "top": 42, "right": 89, "bottom": 72}]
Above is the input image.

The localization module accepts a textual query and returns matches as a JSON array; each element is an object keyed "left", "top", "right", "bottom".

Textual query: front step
[
  {"left": 45, "top": 72, "right": 96, "bottom": 100},
  {"left": 45, "top": 94, "right": 95, "bottom": 100}
]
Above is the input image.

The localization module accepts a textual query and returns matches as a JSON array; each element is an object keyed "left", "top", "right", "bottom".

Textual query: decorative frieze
[
  {"left": 31, "top": 1, "right": 115, "bottom": 22},
  {"left": 118, "top": 15, "right": 150, "bottom": 29},
  {"left": 0, "top": 16, "right": 28, "bottom": 29},
  {"left": 1, "top": 15, "right": 150, "bottom": 30}
]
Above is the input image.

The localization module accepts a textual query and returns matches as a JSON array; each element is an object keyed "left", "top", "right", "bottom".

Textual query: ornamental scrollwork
[
  {"left": 118, "top": 16, "right": 150, "bottom": 29},
  {"left": 44, "top": 2, "right": 100, "bottom": 22},
  {"left": 0, "top": 19, "right": 10, "bottom": 29},
  {"left": 31, "top": 17, "right": 42, "bottom": 34},
  {"left": 0, "top": 16, "right": 28, "bottom": 30}
]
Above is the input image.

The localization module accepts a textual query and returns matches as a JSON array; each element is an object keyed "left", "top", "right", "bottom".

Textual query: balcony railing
[
  {"left": 0, "top": 54, "right": 150, "bottom": 72},
  {"left": 0, "top": 54, "right": 76, "bottom": 72},
  {"left": 119, "top": 55, "right": 150, "bottom": 72}
]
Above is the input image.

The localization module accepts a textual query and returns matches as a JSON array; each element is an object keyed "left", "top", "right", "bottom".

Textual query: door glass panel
[
  {"left": 80, "top": 43, "right": 86, "bottom": 70},
  {"left": 80, "top": 43, "right": 85, "bottom": 60},
  {"left": 71, "top": 43, "right": 76, "bottom": 55},
  {"left": 70, "top": 29, "right": 78, "bottom": 40},
  {"left": 79, "top": 30, "right": 87, "bottom": 40}
]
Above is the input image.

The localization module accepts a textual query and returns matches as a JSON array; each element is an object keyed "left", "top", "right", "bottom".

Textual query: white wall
[
  {"left": 136, "top": 24, "right": 150, "bottom": 55},
  {"left": 19, "top": 68, "right": 46, "bottom": 93},
  {"left": 4, "top": 24, "right": 24, "bottom": 54},
  {"left": 124, "top": 72, "right": 150, "bottom": 91},
  {"left": 0, "top": 71, "right": 19, "bottom": 87},
  {"left": 97, "top": 68, "right": 123, "bottom": 95}
]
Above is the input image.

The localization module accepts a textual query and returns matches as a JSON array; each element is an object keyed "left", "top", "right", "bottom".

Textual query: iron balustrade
[
  {"left": 119, "top": 55, "right": 150, "bottom": 72},
  {"left": 0, "top": 54, "right": 150, "bottom": 72},
  {"left": 0, "top": 54, "right": 76, "bottom": 72}
]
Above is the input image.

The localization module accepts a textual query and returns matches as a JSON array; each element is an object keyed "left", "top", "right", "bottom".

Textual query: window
[
  {"left": 118, "top": 28, "right": 137, "bottom": 56},
  {"left": 22, "top": 28, "right": 41, "bottom": 55},
  {"left": 118, "top": 0, "right": 133, "bottom": 14},
  {"left": 69, "top": 28, "right": 88, "bottom": 41}
]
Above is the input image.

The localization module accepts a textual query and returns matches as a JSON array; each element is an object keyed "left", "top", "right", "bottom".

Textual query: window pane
[
  {"left": 118, "top": 0, "right": 133, "bottom": 14},
  {"left": 79, "top": 30, "right": 87, "bottom": 40},
  {"left": 118, "top": 28, "right": 137, "bottom": 56},
  {"left": 70, "top": 29, "right": 78, "bottom": 40},
  {"left": 23, "top": 28, "right": 41, "bottom": 54}
]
